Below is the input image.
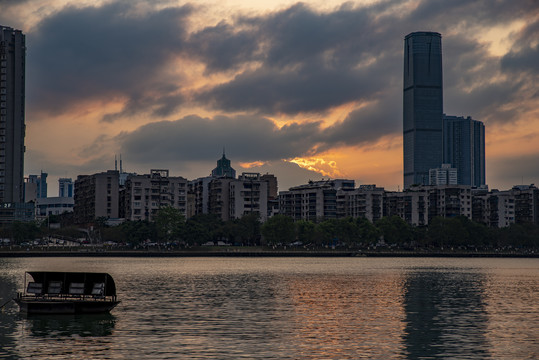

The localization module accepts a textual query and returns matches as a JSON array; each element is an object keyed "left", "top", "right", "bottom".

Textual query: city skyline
[{"left": 1, "top": 1, "right": 538, "bottom": 196}]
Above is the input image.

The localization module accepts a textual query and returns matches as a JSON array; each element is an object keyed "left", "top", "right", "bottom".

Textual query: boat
[{"left": 14, "top": 271, "right": 120, "bottom": 314}]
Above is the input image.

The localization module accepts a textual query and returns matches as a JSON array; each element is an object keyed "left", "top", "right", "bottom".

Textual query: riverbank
[{"left": 0, "top": 248, "right": 537, "bottom": 258}]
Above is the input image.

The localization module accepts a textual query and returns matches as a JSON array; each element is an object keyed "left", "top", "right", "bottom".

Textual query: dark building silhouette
[
  {"left": 403, "top": 32, "right": 443, "bottom": 189},
  {"left": 0, "top": 26, "right": 26, "bottom": 204},
  {"left": 443, "top": 115, "right": 486, "bottom": 187}
]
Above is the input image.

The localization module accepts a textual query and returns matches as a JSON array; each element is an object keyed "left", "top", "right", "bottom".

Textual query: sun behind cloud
[{"left": 288, "top": 157, "right": 344, "bottom": 178}]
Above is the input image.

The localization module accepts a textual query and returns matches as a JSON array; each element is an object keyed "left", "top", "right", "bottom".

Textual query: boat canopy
[{"left": 26, "top": 272, "right": 117, "bottom": 296}]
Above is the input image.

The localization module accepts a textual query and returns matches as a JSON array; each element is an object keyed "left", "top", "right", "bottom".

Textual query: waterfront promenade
[{"left": 0, "top": 247, "right": 536, "bottom": 258}]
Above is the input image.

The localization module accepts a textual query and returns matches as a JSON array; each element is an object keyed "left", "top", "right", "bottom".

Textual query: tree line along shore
[{"left": 1, "top": 207, "right": 538, "bottom": 253}]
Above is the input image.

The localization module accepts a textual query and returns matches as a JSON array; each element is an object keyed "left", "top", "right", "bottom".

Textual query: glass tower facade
[
  {"left": 403, "top": 32, "right": 443, "bottom": 189},
  {"left": 443, "top": 115, "right": 485, "bottom": 187}
]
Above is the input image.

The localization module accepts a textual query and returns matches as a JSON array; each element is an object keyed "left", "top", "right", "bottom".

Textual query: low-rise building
[{"left": 36, "top": 196, "right": 74, "bottom": 219}]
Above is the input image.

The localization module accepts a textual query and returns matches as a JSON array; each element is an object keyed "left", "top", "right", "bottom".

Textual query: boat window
[
  {"left": 92, "top": 283, "right": 105, "bottom": 296},
  {"left": 27, "top": 282, "right": 43, "bottom": 295},
  {"left": 69, "top": 283, "right": 85, "bottom": 295},
  {"left": 48, "top": 281, "right": 62, "bottom": 295}
]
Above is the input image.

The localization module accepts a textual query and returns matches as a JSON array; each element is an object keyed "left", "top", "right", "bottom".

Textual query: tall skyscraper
[
  {"left": 443, "top": 115, "right": 485, "bottom": 187},
  {"left": 403, "top": 32, "right": 443, "bottom": 189},
  {"left": 0, "top": 26, "right": 25, "bottom": 204}
]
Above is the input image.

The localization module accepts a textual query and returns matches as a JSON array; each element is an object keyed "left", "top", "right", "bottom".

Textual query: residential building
[
  {"left": 425, "top": 185, "right": 472, "bottom": 221},
  {"left": 230, "top": 173, "right": 268, "bottom": 221},
  {"left": 208, "top": 177, "right": 234, "bottom": 221},
  {"left": 260, "top": 173, "right": 278, "bottom": 199},
  {"left": 384, "top": 188, "right": 429, "bottom": 226},
  {"left": 383, "top": 185, "right": 472, "bottom": 226},
  {"left": 345, "top": 185, "right": 385, "bottom": 223},
  {"left": 188, "top": 176, "right": 212, "bottom": 217},
  {"left": 123, "top": 169, "right": 188, "bottom": 221},
  {"left": 279, "top": 179, "right": 355, "bottom": 221},
  {"left": 511, "top": 185, "right": 539, "bottom": 225},
  {"left": 403, "top": 31, "right": 444, "bottom": 188},
  {"left": 74, "top": 170, "right": 120, "bottom": 223},
  {"left": 429, "top": 164, "right": 457, "bottom": 185},
  {"left": 443, "top": 115, "right": 485, "bottom": 187},
  {"left": 0, "top": 26, "right": 26, "bottom": 205}
]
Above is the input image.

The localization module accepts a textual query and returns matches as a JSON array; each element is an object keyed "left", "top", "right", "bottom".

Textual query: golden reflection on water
[
  {"left": 286, "top": 273, "right": 407, "bottom": 359},
  {"left": 483, "top": 266, "right": 539, "bottom": 359}
]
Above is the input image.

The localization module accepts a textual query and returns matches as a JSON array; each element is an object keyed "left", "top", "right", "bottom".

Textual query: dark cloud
[
  {"left": 186, "top": 22, "right": 261, "bottom": 73},
  {"left": 323, "top": 89, "right": 402, "bottom": 149},
  {"left": 117, "top": 114, "right": 325, "bottom": 164},
  {"left": 194, "top": 2, "right": 399, "bottom": 114},
  {"left": 194, "top": 0, "right": 538, "bottom": 124},
  {"left": 26, "top": 1, "right": 192, "bottom": 119},
  {"left": 19, "top": 0, "right": 539, "bottom": 191},
  {"left": 501, "top": 18, "right": 539, "bottom": 74}
]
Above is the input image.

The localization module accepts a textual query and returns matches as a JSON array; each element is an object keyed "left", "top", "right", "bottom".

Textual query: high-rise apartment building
[
  {"left": 443, "top": 115, "right": 485, "bottom": 187},
  {"left": 0, "top": 26, "right": 26, "bottom": 204},
  {"left": 123, "top": 169, "right": 188, "bottom": 221},
  {"left": 74, "top": 170, "right": 120, "bottom": 223},
  {"left": 403, "top": 32, "right": 443, "bottom": 189}
]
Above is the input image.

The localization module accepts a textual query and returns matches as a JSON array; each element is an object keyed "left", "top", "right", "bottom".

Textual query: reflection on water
[
  {"left": 287, "top": 274, "right": 406, "bottom": 359},
  {"left": 0, "top": 257, "right": 538, "bottom": 359},
  {"left": 23, "top": 313, "right": 116, "bottom": 338},
  {"left": 403, "top": 270, "right": 489, "bottom": 359}
]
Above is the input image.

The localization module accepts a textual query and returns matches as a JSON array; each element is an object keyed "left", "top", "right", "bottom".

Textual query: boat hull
[{"left": 15, "top": 298, "right": 120, "bottom": 315}]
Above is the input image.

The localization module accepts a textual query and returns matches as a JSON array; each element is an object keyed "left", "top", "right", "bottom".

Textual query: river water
[{"left": 0, "top": 257, "right": 538, "bottom": 359}]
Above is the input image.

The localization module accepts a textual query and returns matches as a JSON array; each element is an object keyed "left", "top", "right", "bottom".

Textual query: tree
[
  {"left": 375, "top": 216, "right": 413, "bottom": 246},
  {"left": 154, "top": 206, "right": 185, "bottom": 243},
  {"left": 10, "top": 221, "right": 41, "bottom": 244},
  {"left": 121, "top": 220, "right": 156, "bottom": 246},
  {"left": 296, "top": 220, "right": 316, "bottom": 245},
  {"left": 184, "top": 214, "right": 223, "bottom": 245},
  {"left": 356, "top": 217, "right": 380, "bottom": 246},
  {"left": 236, "top": 213, "right": 261, "bottom": 245},
  {"left": 261, "top": 214, "right": 295, "bottom": 246},
  {"left": 316, "top": 219, "right": 341, "bottom": 247}
]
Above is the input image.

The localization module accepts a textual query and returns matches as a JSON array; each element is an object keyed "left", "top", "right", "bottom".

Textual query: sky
[{"left": 1, "top": 0, "right": 538, "bottom": 196}]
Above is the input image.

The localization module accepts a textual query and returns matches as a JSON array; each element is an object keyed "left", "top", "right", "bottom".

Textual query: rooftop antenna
[
  {"left": 115, "top": 155, "right": 117, "bottom": 171},
  {"left": 120, "top": 154, "right": 123, "bottom": 173}
]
